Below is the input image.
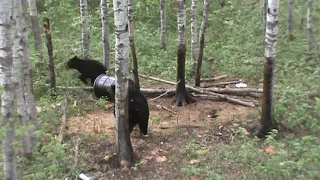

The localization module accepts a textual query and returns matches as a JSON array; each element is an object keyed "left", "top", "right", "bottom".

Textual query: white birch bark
[
  {"left": 257, "top": 0, "right": 279, "bottom": 137},
  {"left": 21, "top": 0, "right": 39, "bottom": 148},
  {"left": 307, "top": 0, "right": 313, "bottom": 55},
  {"left": 160, "top": 0, "right": 167, "bottom": 49},
  {"left": 27, "top": 0, "right": 43, "bottom": 53},
  {"left": 113, "top": 0, "right": 133, "bottom": 166},
  {"left": 178, "top": 0, "right": 187, "bottom": 46},
  {"left": 80, "top": 0, "right": 90, "bottom": 58},
  {"left": 101, "top": 0, "right": 110, "bottom": 69},
  {"left": 190, "top": 0, "right": 198, "bottom": 61},
  {"left": 13, "top": 0, "right": 32, "bottom": 156},
  {"left": 0, "top": 0, "right": 18, "bottom": 179},
  {"left": 288, "top": 0, "right": 295, "bottom": 41}
]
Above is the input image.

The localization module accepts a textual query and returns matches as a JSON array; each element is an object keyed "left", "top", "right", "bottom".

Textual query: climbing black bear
[
  {"left": 111, "top": 80, "right": 150, "bottom": 136},
  {"left": 67, "top": 56, "right": 107, "bottom": 86}
]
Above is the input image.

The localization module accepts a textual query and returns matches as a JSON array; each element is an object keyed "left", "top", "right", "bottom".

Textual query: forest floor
[{"left": 66, "top": 82, "right": 260, "bottom": 179}]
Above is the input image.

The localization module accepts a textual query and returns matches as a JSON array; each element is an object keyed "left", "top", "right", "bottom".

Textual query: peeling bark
[
  {"left": 254, "top": 0, "right": 279, "bottom": 138},
  {"left": 101, "top": 0, "right": 111, "bottom": 69},
  {"left": 0, "top": 0, "right": 18, "bottom": 179},
  {"left": 160, "top": 0, "right": 167, "bottom": 49},
  {"left": 80, "top": 0, "right": 90, "bottom": 58},
  {"left": 176, "top": 0, "right": 195, "bottom": 106},
  {"left": 190, "top": 0, "right": 198, "bottom": 61},
  {"left": 195, "top": 0, "right": 209, "bottom": 87},
  {"left": 113, "top": 0, "right": 134, "bottom": 168}
]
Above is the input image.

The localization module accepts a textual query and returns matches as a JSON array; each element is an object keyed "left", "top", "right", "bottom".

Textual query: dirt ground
[{"left": 66, "top": 82, "right": 259, "bottom": 179}]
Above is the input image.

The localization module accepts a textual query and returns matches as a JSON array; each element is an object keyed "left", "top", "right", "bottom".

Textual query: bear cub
[
  {"left": 111, "top": 80, "right": 149, "bottom": 136},
  {"left": 67, "top": 56, "right": 107, "bottom": 86}
]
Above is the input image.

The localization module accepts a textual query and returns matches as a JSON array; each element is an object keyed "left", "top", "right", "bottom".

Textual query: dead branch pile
[{"left": 44, "top": 74, "right": 262, "bottom": 107}]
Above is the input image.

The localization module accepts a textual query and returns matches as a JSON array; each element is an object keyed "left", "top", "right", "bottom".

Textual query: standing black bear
[
  {"left": 111, "top": 80, "right": 149, "bottom": 136},
  {"left": 67, "top": 56, "right": 107, "bottom": 86}
]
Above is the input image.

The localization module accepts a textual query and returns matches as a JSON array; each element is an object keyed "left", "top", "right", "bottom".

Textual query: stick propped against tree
[{"left": 176, "top": 0, "right": 195, "bottom": 106}]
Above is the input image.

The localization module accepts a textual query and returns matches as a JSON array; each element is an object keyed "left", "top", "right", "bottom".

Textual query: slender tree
[
  {"left": 176, "top": 0, "right": 195, "bottom": 106},
  {"left": 288, "top": 0, "right": 295, "bottom": 41},
  {"left": 195, "top": 0, "right": 209, "bottom": 87},
  {"left": 13, "top": 0, "right": 32, "bottom": 157},
  {"left": 21, "top": 0, "right": 39, "bottom": 149},
  {"left": 0, "top": 0, "right": 18, "bottom": 179},
  {"left": 43, "top": 18, "right": 56, "bottom": 92},
  {"left": 113, "top": 0, "right": 134, "bottom": 169},
  {"left": 160, "top": 0, "right": 167, "bottom": 49},
  {"left": 27, "top": 0, "right": 43, "bottom": 55},
  {"left": 80, "top": 0, "right": 90, "bottom": 58},
  {"left": 299, "top": 0, "right": 306, "bottom": 30},
  {"left": 254, "top": 0, "right": 279, "bottom": 138},
  {"left": 307, "top": 0, "right": 313, "bottom": 58},
  {"left": 128, "top": 0, "right": 140, "bottom": 90},
  {"left": 101, "top": 0, "right": 111, "bottom": 69},
  {"left": 190, "top": 0, "right": 198, "bottom": 61}
]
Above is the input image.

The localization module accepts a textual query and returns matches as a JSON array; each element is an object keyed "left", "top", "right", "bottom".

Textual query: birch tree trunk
[
  {"left": 27, "top": 0, "right": 43, "bottom": 56},
  {"left": 101, "top": 0, "right": 110, "bottom": 69},
  {"left": 0, "top": 0, "right": 18, "bottom": 179},
  {"left": 21, "top": 0, "right": 39, "bottom": 149},
  {"left": 13, "top": 0, "right": 32, "bottom": 156},
  {"left": 307, "top": 0, "right": 313, "bottom": 57},
  {"left": 190, "top": 0, "right": 198, "bottom": 61},
  {"left": 128, "top": 0, "right": 140, "bottom": 90},
  {"left": 288, "top": 0, "right": 295, "bottom": 41},
  {"left": 113, "top": 0, "right": 134, "bottom": 169},
  {"left": 176, "top": 0, "right": 195, "bottom": 106},
  {"left": 255, "top": 0, "right": 279, "bottom": 138},
  {"left": 80, "top": 0, "right": 90, "bottom": 58},
  {"left": 195, "top": 0, "right": 209, "bottom": 87},
  {"left": 160, "top": 0, "right": 167, "bottom": 49}
]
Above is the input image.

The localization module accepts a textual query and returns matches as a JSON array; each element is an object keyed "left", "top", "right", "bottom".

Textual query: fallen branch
[
  {"left": 140, "top": 74, "right": 256, "bottom": 107},
  {"left": 200, "top": 80, "right": 240, "bottom": 88},
  {"left": 150, "top": 80, "right": 180, "bottom": 101},
  {"left": 200, "top": 75, "right": 228, "bottom": 82},
  {"left": 187, "top": 86, "right": 255, "bottom": 107},
  {"left": 156, "top": 105, "right": 176, "bottom": 114},
  {"left": 57, "top": 95, "right": 68, "bottom": 144},
  {"left": 74, "top": 137, "right": 81, "bottom": 167}
]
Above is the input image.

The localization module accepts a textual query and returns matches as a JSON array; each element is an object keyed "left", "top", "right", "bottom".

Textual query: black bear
[
  {"left": 67, "top": 56, "right": 107, "bottom": 86},
  {"left": 111, "top": 80, "right": 149, "bottom": 136}
]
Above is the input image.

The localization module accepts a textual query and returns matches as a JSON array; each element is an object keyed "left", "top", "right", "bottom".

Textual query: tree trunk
[
  {"left": 101, "top": 0, "right": 110, "bottom": 69},
  {"left": 195, "top": 0, "right": 209, "bottom": 87},
  {"left": 299, "top": 0, "right": 305, "bottom": 30},
  {"left": 307, "top": 0, "right": 313, "bottom": 58},
  {"left": 27, "top": 0, "right": 43, "bottom": 59},
  {"left": 190, "top": 0, "right": 198, "bottom": 61},
  {"left": 113, "top": 0, "right": 134, "bottom": 169},
  {"left": 128, "top": 0, "right": 140, "bottom": 90},
  {"left": 0, "top": 0, "right": 18, "bottom": 179},
  {"left": 43, "top": 18, "right": 56, "bottom": 92},
  {"left": 288, "top": 0, "right": 295, "bottom": 41},
  {"left": 176, "top": 0, "right": 195, "bottom": 106},
  {"left": 160, "top": 0, "right": 167, "bottom": 49},
  {"left": 13, "top": 0, "right": 32, "bottom": 157},
  {"left": 80, "top": 0, "right": 90, "bottom": 59},
  {"left": 22, "top": 0, "right": 40, "bottom": 150},
  {"left": 254, "top": 0, "right": 279, "bottom": 138}
]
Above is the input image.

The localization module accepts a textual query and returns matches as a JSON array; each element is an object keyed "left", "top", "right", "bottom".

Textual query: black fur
[
  {"left": 67, "top": 56, "right": 107, "bottom": 86},
  {"left": 111, "top": 80, "right": 149, "bottom": 135}
]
